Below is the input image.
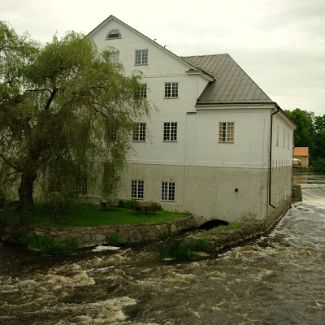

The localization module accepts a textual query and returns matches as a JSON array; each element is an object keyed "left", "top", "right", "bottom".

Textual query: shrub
[
  {"left": 107, "top": 233, "right": 119, "bottom": 246},
  {"left": 134, "top": 202, "right": 161, "bottom": 215},
  {"left": 159, "top": 239, "right": 196, "bottom": 261},
  {"left": 188, "top": 238, "right": 212, "bottom": 252},
  {"left": 21, "top": 234, "right": 78, "bottom": 255},
  {"left": 118, "top": 199, "right": 138, "bottom": 209},
  {"left": 160, "top": 228, "right": 172, "bottom": 241}
]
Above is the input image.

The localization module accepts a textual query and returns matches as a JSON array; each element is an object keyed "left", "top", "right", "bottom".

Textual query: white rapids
[{"left": 0, "top": 174, "right": 324, "bottom": 324}]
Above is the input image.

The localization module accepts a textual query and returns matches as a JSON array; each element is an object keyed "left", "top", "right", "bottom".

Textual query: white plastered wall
[{"left": 90, "top": 18, "right": 294, "bottom": 223}]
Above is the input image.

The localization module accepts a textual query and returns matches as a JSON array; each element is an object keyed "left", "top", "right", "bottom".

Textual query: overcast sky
[{"left": 1, "top": 0, "right": 324, "bottom": 115}]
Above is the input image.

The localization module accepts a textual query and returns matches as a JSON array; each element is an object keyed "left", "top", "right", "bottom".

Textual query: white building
[{"left": 88, "top": 15, "right": 295, "bottom": 224}]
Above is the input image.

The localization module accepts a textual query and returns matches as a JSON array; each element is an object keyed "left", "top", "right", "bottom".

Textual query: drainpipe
[{"left": 269, "top": 105, "right": 279, "bottom": 208}]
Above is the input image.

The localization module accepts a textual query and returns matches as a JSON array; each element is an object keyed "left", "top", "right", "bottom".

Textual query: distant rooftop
[
  {"left": 293, "top": 147, "right": 309, "bottom": 157},
  {"left": 182, "top": 54, "right": 272, "bottom": 105}
]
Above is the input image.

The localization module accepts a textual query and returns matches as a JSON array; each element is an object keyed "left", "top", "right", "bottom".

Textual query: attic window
[{"left": 106, "top": 29, "right": 121, "bottom": 40}]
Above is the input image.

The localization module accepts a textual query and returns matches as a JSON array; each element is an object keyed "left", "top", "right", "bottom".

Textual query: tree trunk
[{"left": 18, "top": 170, "right": 36, "bottom": 210}]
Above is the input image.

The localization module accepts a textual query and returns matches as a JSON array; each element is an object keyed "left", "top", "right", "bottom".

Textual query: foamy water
[{"left": 0, "top": 175, "right": 324, "bottom": 324}]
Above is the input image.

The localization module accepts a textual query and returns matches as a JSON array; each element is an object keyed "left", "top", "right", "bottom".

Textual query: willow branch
[
  {"left": 44, "top": 87, "right": 59, "bottom": 110},
  {"left": 0, "top": 153, "right": 20, "bottom": 171}
]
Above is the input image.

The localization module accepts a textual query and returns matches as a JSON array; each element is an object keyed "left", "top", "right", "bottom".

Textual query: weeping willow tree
[{"left": 0, "top": 22, "right": 148, "bottom": 210}]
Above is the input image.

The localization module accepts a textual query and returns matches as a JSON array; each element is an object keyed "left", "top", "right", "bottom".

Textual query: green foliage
[
  {"left": 285, "top": 109, "right": 315, "bottom": 149},
  {"left": 0, "top": 203, "right": 186, "bottom": 227},
  {"left": 102, "top": 161, "right": 121, "bottom": 209},
  {"left": 0, "top": 189, "right": 5, "bottom": 208},
  {"left": 0, "top": 23, "right": 149, "bottom": 209},
  {"left": 159, "top": 240, "right": 197, "bottom": 261},
  {"left": 21, "top": 234, "right": 78, "bottom": 255},
  {"left": 42, "top": 192, "right": 72, "bottom": 224},
  {"left": 286, "top": 109, "right": 325, "bottom": 162},
  {"left": 107, "top": 233, "right": 119, "bottom": 246},
  {"left": 212, "top": 222, "right": 242, "bottom": 233},
  {"left": 160, "top": 228, "right": 172, "bottom": 241},
  {"left": 187, "top": 238, "right": 212, "bottom": 252},
  {"left": 159, "top": 237, "right": 213, "bottom": 261},
  {"left": 118, "top": 199, "right": 139, "bottom": 209},
  {"left": 310, "top": 158, "right": 325, "bottom": 173}
]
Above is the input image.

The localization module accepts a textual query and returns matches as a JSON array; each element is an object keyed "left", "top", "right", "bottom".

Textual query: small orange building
[{"left": 293, "top": 147, "right": 309, "bottom": 168}]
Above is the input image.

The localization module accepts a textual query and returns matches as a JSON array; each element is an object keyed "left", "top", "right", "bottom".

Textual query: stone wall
[
  {"left": 292, "top": 185, "right": 302, "bottom": 203},
  {"left": 0, "top": 216, "right": 196, "bottom": 248}
]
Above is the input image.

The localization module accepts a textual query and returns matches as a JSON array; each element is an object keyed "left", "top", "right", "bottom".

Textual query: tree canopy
[
  {"left": 0, "top": 22, "right": 148, "bottom": 209},
  {"left": 285, "top": 108, "right": 325, "bottom": 169}
]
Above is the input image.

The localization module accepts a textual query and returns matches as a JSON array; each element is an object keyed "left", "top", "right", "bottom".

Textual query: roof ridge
[
  {"left": 181, "top": 53, "right": 229, "bottom": 58},
  {"left": 184, "top": 53, "right": 272, "bottom": 104},
  {"left": 228, "top": 55, "right": 272, "bottom": 101},
  {"left": 88, "top": 15, "right": 200, "bottom": 72}
]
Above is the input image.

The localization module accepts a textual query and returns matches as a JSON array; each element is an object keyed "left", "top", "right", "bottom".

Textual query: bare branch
[{"left": 24, "top": 88, "right": 52, "bottom": 95}]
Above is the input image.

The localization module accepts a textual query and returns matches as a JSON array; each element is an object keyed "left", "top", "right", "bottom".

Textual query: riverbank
[
  {"left": 1, "top": 194, "right": 324, "bottom": 325},
  {"left": 0, "top": 191, "right": 296, "bottom": 256},
  {"left": 0, "top": 205, "right": 291, "bottom": 259}
]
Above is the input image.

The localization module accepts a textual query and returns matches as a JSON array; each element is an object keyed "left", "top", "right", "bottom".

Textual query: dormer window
[{"left": 106, "top": 29, "right": 121, "bottom": 40}]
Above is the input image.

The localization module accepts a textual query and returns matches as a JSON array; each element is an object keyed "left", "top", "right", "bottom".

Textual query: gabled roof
[
  {"left": 88, "top": 15, "right": 213, "bottom": 81},
  {"left": 182, "top": 54, "right": 272, "bottom": 104},
  {"left": 293, "top": 147, "right": 309, "bottom": 157},
  {"left": 89, "top": 17, "right": 274, "bottom": 106}
]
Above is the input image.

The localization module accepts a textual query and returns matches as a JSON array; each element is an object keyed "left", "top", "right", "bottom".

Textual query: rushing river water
[{"left": 0, "top": 175, "right": 325, "bottom": 325}]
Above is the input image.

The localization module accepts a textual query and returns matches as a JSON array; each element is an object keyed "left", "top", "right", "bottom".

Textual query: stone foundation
[{"left": 0, "top": 216, "right": 196, "bottom": 248}]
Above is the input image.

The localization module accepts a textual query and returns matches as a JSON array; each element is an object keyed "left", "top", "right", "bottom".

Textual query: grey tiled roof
[{"left": 181, "top": 54, "right": 272, "bottom": 104}]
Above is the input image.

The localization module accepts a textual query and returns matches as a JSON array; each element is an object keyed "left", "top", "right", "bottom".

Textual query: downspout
[{"left": 268, "top": 105, "right": 279, "bottom": 208}]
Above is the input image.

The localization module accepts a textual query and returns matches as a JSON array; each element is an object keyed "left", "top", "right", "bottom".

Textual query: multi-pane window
[
  {"left": 163, "top": 122, "right": 177, "bottom": 142},
  {"left": 135, "top": 49, "right": 148, "bottom": 65},
  {"left": 131, "top": 180, "right": 144, "bottom": 199},
  {"left": 76, "top": 177, "right": 87, "bottom": 195},
  {"left": 161, "top": 182, "right": 176, "bottom": 201},
  {"left": 133, "top": 123, "right": 146, "bottom": 142},
  {"left": 107, "top": 126, "right": 117, "bottom": 142},
  {"left": 138, "top": 83, "right": 147, "bottom": 98},
  {"left": 164, "top": 82, "right": 178, "bottom": 98},
  {"left": 109, "top": 51, "right": 119, "bottom": 64},
  {"left": 218, "top": 122, "right": 234, "bottom": 143}
]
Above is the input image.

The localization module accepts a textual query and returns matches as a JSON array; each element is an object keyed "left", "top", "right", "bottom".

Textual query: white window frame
[
  {"left": 135, "top": 49, "right": 148, "bottom": 65},
  {"left": 76, "top": 177, "right": 87, "bottom": 195},
  {"left": 164, "top": 82, "right": 178, "bottom": 98},
  {"left": 218, "top": 122, "right": 234, "bottom": 143},
  {"left": 161, "top": 181, "right": 175, "bottom": 202},
  {"left": 138, "top": 83, "right": 147, "bottom": 98},
  {"left": 163, "top": 122, "right": 177, "bottom": 142},
  {"left": 106, "top": 29, "right": 121, "bottom": 40},
  {"left": 133, "top": 123, "right": 146, "bottom": 142},
  {"left": 131, "top": 180, "right": 144, "bottom": 199},
  {"left": 107, "top": 125, "right": 117, "bottom": 142},
  {"left": 109, "top": 51, "right": 119, "bottom": 64}
]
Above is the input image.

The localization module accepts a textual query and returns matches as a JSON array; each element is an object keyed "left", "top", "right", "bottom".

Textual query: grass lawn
[{"left": 0, "top": 203, "right": 187, "bottom": 227}]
